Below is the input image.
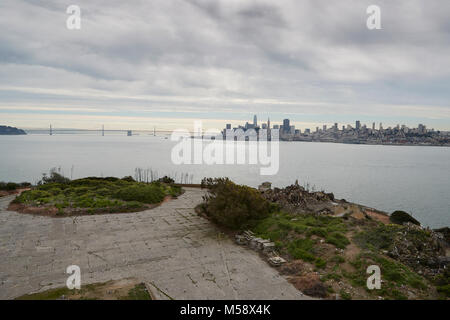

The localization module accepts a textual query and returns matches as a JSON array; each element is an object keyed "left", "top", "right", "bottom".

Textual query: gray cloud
[{"left": 0, "top": 0, "right": 450, "bottom": 129}]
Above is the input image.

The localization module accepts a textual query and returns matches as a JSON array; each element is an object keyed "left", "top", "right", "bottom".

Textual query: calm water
[{"left": 1, "top": 134, "right": 449, "bottom": 228}]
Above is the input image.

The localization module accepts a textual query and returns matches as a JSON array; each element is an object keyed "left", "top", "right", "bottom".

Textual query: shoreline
[{"left": 2, "top": 133, "right": 450, "bottom": 147}]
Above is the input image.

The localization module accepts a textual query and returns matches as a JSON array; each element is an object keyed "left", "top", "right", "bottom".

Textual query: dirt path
[{"left": 0, "top": 188, "right": 310, "bottom": 300}]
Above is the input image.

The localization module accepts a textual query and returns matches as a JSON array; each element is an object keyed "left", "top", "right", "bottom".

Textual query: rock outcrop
[{"left": 258, "top": 182, "right": 335, "bottom": 214}]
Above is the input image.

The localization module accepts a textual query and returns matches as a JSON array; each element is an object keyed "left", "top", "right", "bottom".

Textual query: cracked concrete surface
[{"left": 0, "top": 188, "right": 309, "bottom": 300}]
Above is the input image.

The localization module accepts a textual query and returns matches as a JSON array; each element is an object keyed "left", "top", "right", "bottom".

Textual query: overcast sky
[{"left": 1, "top": 0, "right": 450, "bottom": 130}]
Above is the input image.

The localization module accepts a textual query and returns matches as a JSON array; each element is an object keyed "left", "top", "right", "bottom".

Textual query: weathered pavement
[{"left": 0, "top": 188, "right": 308, "bottom": 300}]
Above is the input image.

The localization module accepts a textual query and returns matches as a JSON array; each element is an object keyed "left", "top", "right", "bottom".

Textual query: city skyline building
[{"left": 220, "top": 115, "right": 448, "bottom": 146}]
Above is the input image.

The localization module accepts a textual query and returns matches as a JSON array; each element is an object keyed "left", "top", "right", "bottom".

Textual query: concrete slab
[{"left": 0, "top": 188, "right": 310, "bottom": 300}]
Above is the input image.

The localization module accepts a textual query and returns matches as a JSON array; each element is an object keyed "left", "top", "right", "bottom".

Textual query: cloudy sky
[{"left": 1, "top": 0, "right": 450, "bottom": 130}]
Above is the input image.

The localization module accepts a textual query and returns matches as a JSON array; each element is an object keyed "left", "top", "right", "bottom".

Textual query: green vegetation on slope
[
  {"left": 354, "top": 223, "right": 449, "bottom": 299},
  {"left": 250, "top": 212, "right": 438, "bottom": 299},
  {"left": 252, "top": 212, "right": 349, "bottom": 269},
  {"left": 198, "top": 178, "right": 447, "bottom": 300}
]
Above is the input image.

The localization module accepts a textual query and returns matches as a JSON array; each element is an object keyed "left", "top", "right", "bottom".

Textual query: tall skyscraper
[
  {"left": 290, "top": 125, "right": 295, "bottom": 134},
  {"left": 283, "top": 119, "right": 290, "bottom": 132},
  {"left": 356, "top": 120, "right": 361, "bottom": 130},
  {"left": 418, "top": 124, "right": 426, "bottom": 134},
  {"left": 253, "top": 115, "right": 257, "bottom": 126},
  {"left": 267, "top": 117, "right": 270, "bottom": 129},
  {"left": 372, "top": 122, "right": 375, "bottom": 130}
]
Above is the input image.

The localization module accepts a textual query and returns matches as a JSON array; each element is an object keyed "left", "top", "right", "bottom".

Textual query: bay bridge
[{"left": 25, "top": 125, "right": 175, "bottom": 136}]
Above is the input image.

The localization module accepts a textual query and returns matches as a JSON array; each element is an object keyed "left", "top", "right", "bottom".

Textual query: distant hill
[{"left": 0, "top": 125, "right": 27, "bottom": 135}]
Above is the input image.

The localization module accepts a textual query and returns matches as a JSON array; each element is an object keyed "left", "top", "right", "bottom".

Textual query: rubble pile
[
  {"left": 388, "top": 223, "right": 449, "bottom": 277},
  {"left": 235, "top": 230, "right": 286, "bottom": 266},
  {"left": 258, "top": 182, "right": 335, "bottom": 214}
]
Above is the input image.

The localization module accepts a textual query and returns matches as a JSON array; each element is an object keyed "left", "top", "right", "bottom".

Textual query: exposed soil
[
  {"left": 365, "top": 210, "right": 390, "bottom": 224},
  {"left": 16, "top": 278, "right": 152, "bottom": 300},
  {"left": 288, "top": 273, "right": 327, "bottom": 298}
]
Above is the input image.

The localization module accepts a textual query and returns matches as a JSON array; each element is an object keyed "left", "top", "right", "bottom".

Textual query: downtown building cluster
[{"left": 223, "top": 116, "right": 450, "bottom": 146}]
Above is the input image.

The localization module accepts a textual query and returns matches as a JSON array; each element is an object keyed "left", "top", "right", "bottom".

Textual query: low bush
[
  {"left": 325, "top": 232, "right": 350, "bottom": 249},
  {"left": 114, "top": 184, "right": 166, "bottom": 204},
  {"left": 0, "top": 182, "right": 30, "bottom": 191},
  {"left": 39, "top": 170, "right": 70, "bottom": 185},
  {"left": 200, "top": 177, "right": 273, "bottom": 230},
  {"left": 287, "top": 238, "right": 316, "bottom": 262},
  {"left": 14, "top": 175, "right": 182, "bottom": 215},
  {"left": 158, "top": 176, "right": 175, "bottom": 184},
  {"left": 353, "top": 224, "right": 401, "bottom": 251},
  {"left": 390, "top": 210, "right": 420, "bottom": 226},
  {"left": 343, "top": 252, "right": 427, "bottom": 298}
]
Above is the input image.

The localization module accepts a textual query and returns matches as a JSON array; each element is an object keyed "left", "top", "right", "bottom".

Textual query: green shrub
[
  {"left": 315, "top": 258, "right": 327, "bottom": 269},
  {"left": 114, "top": 184, "right": 165, "bottom": 204},
  {"left": 125, "top": 201, "right": 144, "bottom": 209},
  {"left": 437, "top": 284, "right": 450, "bottom": 298},
  {"left": 6, "top": 182, "right": 19, "bottom": 190},
  {"left": 46, "top": 187, "right": 62, "bottom": 196},
  {"left": 39, "top": 170, "right": 70, "bottom": 185},
  {"left": 340, "top": 290, "right": 352, "bottom": 300},
  {"left": 16, "top": 189, "right": 51, "bottom": 203},
  {"left": 158, "top": 176, "right": 175, "bottom": 184},
  {"left": 307, "top": 227, "right": 328, "bottom": 238},
  {"left": 0, "top": 182, "right": 22, "bottom": 191},
  {"left": 288, "top": 238, "right": 316, "bottom": 261},
  {"left": 13, "top": 176, "right": 178, "bottom": 215},
  {"left": 390, "top": 210, "right": 420, "bottom": 226},
  {"left": 96, "top": 188, "right": 112, "bottom": 196},
  {"left": 331, "top": 255, "right": 346, "bottom": 264},
  {"left": 200, "top": 178, "right": 273, "bottom": 230},
  {"left": 353, "top": 224, "right": 401, "bottom": 251},
  {"left": 344, "top": 252, "right": 427, "bottom": 297},
  {"left": 168, "top": 185, "right": 182, "bottom": 197},
  {"left": 325, "top": 232, "right": 350, "bottom": 249}
]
